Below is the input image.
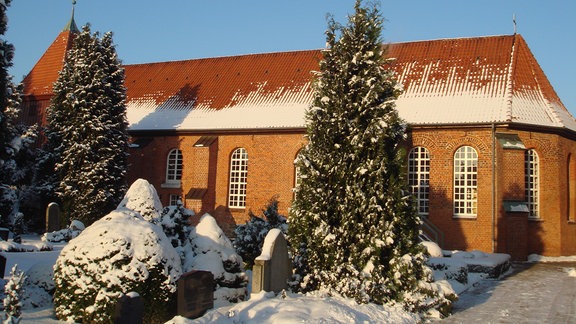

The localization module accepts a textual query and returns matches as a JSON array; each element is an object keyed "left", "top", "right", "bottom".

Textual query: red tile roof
[
  {"left": 22, "top": 32, "right": 576, "bottom": 131},
  {"left": 22, "top": 30, "right": 75, "bottom": 97}
]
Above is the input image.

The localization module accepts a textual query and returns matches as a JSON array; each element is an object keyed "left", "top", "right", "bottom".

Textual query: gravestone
[
  {"left": 46, "top": 202, "right": 60, "bottom": 233},
  {"left": 177, "top": 270, "right": 214, "bottom": 319},
  {"left": 251, "top": 229, "right": 292, "bottom": 294},
  {"left": 0, "top": 254, "right": 6, "bottom": 278},
  {"left": 113, "top": 292, "right": 144, "bottom": 324},
  {"left": 0, "top": 227, "right": 8, "bottom": 241}
]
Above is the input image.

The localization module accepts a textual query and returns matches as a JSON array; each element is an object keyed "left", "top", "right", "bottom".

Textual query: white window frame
[
  {"left": 453, "top": 146, "right": 478, "bottom": 218},
  {"left": 408, "top": 146, "right": 430, "bottom": 216},
  {"left": 525, "top": 149, "right": 540, "bottom": 219},
  {"left": 228, "top": 148, "right": 248, "bottom": 208},
  {"left": 169, "top": 194, "right": 182, "bottom": 206},
  {"left": 163, "top": 149, "right": 182, "bottom": 188}
]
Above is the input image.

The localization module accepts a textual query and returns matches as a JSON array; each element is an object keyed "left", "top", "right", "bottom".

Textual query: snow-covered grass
[
  {"left": 0, "top": 235, "right": 476, "bottom": 323},
  {"left": 3, "top": 235, "right": 575, "bottom": 323}
]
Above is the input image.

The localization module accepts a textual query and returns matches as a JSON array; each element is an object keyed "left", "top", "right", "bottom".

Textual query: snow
[
  {"left": 254, "top": 228, "right": 282, "bottom": 261},
  {"left": 3, "top": 233, "right": 576, "bottom": 323},
  {"left": 421, "top": 241, "right": 443, "bottom": 257},
  {"left": 169, "top": 291, "right": 420, "bottom": 324},
  {"left": 117, "top": 178, "right": 163, "bottom": 222}
]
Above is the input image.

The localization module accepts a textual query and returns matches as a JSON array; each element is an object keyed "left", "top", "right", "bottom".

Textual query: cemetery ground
[{"left": 1, "top": 234, "right": 576, "bottom": 323}]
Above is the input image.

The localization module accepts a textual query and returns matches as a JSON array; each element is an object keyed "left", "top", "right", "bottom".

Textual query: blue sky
[{"left": 5, "top": 1, "right": 576, "bottom": 112}]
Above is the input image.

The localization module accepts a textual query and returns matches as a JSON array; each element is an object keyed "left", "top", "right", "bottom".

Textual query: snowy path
[{"left": 440, "top": 262, "right": 576, "bottom": 323}]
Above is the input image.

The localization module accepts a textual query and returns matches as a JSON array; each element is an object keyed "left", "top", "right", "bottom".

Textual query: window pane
[
  {"left": 454, "top": 146, "right": 478, "bottom": 217},
  {"left": 408, "top": 147, "right": 430, "bottom": 215},
  {"left": 166, "top": 149, "right": 183, "bottom": 182},
  {"left": 525, "top": 149, "right": 539, "bottom": 219},
  {"left": 228, "top": 148, "right": 248, "bottom": 208}
]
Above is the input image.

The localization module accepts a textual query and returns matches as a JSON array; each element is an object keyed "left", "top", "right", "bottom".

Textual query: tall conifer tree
[
  {"left": 0, "top": 0, "right": 38, "bottom": 227},
  {"left": 290, "top": 0, "right": 447, "bottom": 311},
  {"left": 47, "top": 25, "right": 128, "bottom": 226}
]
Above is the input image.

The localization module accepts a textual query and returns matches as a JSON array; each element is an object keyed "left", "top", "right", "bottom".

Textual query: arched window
[
  {"left": 228, "top": 148, "right": 248, "bottom": 208},
  {"left": 408, "top": 146, "right": 430, "bottom": 215},
  {"left": 453, "top": 146, "right": 478, "bottom": 218},
  {"left": 525, "top": 149, "right": 539, "bottom": 219},
  {"left": 165, "top": 149, "right": 182, "bottom": 186}
]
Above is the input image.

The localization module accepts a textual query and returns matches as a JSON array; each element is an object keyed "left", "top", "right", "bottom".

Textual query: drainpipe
[{"left": 491, "top": 123, "right": 496, "bottom": 253}]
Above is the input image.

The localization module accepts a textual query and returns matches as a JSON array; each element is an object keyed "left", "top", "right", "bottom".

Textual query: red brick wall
[
  {"left": 127, "top": 126, "right": 576, "bottom": 257},
  {"left": 128, "top": 132, "right": 305, "bottom": 235}
]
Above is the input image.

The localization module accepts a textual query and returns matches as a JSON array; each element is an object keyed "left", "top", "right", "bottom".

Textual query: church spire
[{"left": 63, "top": 0, "right": 79, "bottom": 33}]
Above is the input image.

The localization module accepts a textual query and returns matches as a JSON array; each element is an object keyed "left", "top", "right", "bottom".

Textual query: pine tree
[
  {"left": 234, "top": 196, "right": 288, "bottom": 268},
  {"left": 46, "top": 25, "right": 129, "bottom": 226},
  {"left": 3, "top": 264, "right": 26, "bottom": 323},
  {"left": 289, "top": 0, "right": 445, "bottom": 311},
  {"left": 0, "top": 0, "right": 38, "bottom": 228}
]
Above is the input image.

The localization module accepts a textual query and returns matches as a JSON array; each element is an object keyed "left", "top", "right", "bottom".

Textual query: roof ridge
[
  {"left": 122, "top": 49, "right": 322, "bottom": 68},
  {"left": 387, "top": 34, "right": 516, "bottom": 46},
  {"left": 503, "top": 34, "right": 518, "bottom": 121}
]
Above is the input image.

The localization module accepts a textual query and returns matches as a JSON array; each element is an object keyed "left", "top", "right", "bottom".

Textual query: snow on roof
[
  {"left": 123, "top": 34, "right": 576, "bottom": 132},
  {"left": 24, "top": 33, "right": 576, "bottom": 132}
]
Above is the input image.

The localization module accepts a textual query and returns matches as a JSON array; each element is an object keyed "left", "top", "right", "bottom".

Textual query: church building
[{"left": 19, "top": 13, "right": 576, "bottom": 260}]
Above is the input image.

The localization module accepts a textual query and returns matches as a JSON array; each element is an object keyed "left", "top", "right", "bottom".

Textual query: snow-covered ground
[{"left": 2, "top": 235, "right": 576, "bottom": 323}]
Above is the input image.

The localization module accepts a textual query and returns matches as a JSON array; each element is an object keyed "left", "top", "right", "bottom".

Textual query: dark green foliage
[
  {"left": 53, "top": 210, "right": 181, "bottom": 323},
  {"left": 0, "top": 0, "right": 39, "bottom": 229},
  {"left": 160, "top": 200, "right": 194, "bottom": 264},
  {"left": 289, "top": 0, "right": 449, "bottom": 312},
  {"left": 234, "top": 196, "right": 288, "bottom": 268},
  {"left": 46, "top": 25, "right": 129, "bottom": 226}
]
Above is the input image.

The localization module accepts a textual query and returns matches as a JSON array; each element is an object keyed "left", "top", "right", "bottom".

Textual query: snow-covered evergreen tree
[
  {"left": 3, "top": 264, "right": 26, "bottom": 323},
  {"left": 159, "top": 200, "right": 194, "bottom": 265},
  {"left": 53, "top": 209, "right": 182, "bottom": 323},
  {"left": 289, "top": 0, "right": 448, "bottom": 312},
  {"left": 46, "top": 24, "right": 128, "bottom": 226},
  {"left": 0, "top": 0, "right": 38, "bottom": 229},
  {"left": 188, "top": 214, "right": 248, "bottom": 305},
  {"left": 234, "top": 196, "right": 288, "bottom": 268},
  {"left": 117, "top": 178, "right": 163, "bottom": 223}
]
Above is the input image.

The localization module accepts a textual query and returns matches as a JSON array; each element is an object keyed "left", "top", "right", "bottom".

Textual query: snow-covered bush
[
  {"left": 3, "top": 265, "right": 26, "bottom": 323},
  {"left": 21, "top": 263, "right": 54, "bottom": 309},
  {"left": 53, "top": 209, "right": 182, "bottom": 323},
  {"left": 234, "top": 197, "right": 288, "bottom": 268},
  {"left": 41, "top": 219, "right": 84, "bottom": 243},
  {"left": 159, "top": 200, "right": 194, "bottom": 265},
  {"left": 421, "top": 241, "right": 443, "bottom": 258},
  {"left": 117, "top": 178, "right": 162, "bottom": 223},
  {"left": 188, "top": 214, "right": 248, "bottom": 305}
]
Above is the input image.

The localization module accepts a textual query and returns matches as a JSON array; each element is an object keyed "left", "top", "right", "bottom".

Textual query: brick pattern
[{"left": 127, "top": 126, "right": 576, "bottom": 258}]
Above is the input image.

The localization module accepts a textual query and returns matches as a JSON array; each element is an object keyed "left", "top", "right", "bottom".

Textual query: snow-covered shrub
[
  {"left": 53, "top": 209, "right": 182, "bottom": 323},
  {"left": 234, "top": 197, "right": 288, "bottom": 268},
  {"left": 3, "top": 265, "right": 26, "bottom": 323},
  {"left": 117, "top": 178, "right": 162, "bottom": 223},
  {"left": 41, "top": 219, "right": 84, "bottom": 243},
  {"left": 0, "top": 240, "right": 52, "bottom": 252},
  {"left": 421, "top": 241, "right": 443, "bottom": 258},
  {"left": 20, "top": 262, "right": 54, "bottom": 309},
  {"left": 188, "top": 214, "right": 248, "bottom": 305},
  {"left": 159, "top": 200, "right": 194, "bottom": 265}
]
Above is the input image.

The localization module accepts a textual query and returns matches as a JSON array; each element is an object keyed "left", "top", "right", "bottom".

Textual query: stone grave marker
[
  {"left": 0, "top": 254, "right": 6, "bottom": 278},
  {"left": 46, "top": 202, "right": 60, "bottom": 233},
  {"left": 252, "top": 229, "right": 292, "bottom": 294},
  {"left": 0, "top": 227, "right": 8, "bottom": 241},
  {"left": 113, "top": 292, "right": 144, "bottom": 324},
  {"left": 177, "top": 270, "right": 214, "bottom": 319}
]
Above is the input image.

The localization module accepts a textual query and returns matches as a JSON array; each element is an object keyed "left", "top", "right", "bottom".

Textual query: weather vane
[{"left": 73, "top": 0, "right": 77, "bottom": 5}]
